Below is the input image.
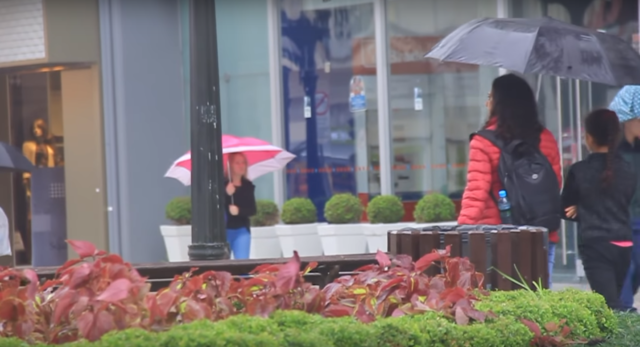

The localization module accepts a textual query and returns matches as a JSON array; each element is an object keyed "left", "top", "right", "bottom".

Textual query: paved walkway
[{"left": 554, "top": 281, "right": 640, "bottom": 307}]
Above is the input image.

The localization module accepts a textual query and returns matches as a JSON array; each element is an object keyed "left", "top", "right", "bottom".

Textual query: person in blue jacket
[{"left": 609, "top": 86, "right": 640, "bottom": 311}]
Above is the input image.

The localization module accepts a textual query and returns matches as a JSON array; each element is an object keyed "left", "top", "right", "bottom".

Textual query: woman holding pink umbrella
[
  {"left": 165, "top": 134, "right": 296, "bottom": 259},
  {"left": 224, "top": 152, "right": 256, "bottom": 259}
]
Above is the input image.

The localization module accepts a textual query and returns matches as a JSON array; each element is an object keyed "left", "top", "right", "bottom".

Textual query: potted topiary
[
  {"left": 413, "top": 193, "right": 458, "bottom": 228},
  {"left": 249, "top": 200, "right": 282, "bottom": 259},
  {"left": 317, "top": 193, "right": 366, "bottom": 255},
  {"left": 362, "top": 195, "right": 411, "bottom": 253},
  {"left": 275, "top": 197, "right": 322, "bottom": 257},
  {"left": 160, "top": 196, "right": 192, "bottom": 262}
]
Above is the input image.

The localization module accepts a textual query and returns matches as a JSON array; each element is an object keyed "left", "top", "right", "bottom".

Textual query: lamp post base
[{"left": 188, "top": 242, "right": 230, "bottom": 261}]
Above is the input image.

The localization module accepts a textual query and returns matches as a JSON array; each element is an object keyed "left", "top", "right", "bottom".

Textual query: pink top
[{"left": 610, "top": 241, "right": 633, "bottom": 247}]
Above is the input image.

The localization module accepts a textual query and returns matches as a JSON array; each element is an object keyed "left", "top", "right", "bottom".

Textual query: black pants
[{"left": 580, "top": 242, "right": 632, "bottom": 311}]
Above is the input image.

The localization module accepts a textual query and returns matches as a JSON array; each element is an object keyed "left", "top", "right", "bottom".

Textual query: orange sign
[{"left": 352, "top": 36, "right": 479, "bottom": 75}]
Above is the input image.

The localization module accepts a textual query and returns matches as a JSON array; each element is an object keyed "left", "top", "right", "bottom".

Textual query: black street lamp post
[{"left": 188, "top": 0, "right": 230, "bottom": 261}]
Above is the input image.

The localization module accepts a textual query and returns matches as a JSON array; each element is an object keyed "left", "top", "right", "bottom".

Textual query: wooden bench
[
  {"left": 32, "top": 253, "right": 380, "bottom": 291},
  {"left": 388, "top": 225, "right": 549, "bottom": 290}
]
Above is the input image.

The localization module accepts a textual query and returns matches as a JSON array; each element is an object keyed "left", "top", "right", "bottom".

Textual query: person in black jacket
[
  {"left": 562, "top": 109, "right": 637, "bottom": 311},
  {"left": 225, "top": 153, "right": 257, "bottom": 259}
]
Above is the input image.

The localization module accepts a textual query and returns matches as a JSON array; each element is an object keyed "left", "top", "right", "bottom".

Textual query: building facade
[{"left": 0, "top": 0, "right": 638, "bottom": 281}]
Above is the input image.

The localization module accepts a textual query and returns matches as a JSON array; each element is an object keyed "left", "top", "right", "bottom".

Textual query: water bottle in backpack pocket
[
  {"left": 497, "top": 190, "right": 513, "bottom": 224},
  {"left": 470, "top": 129, "right": 561, "bottom": 230}
]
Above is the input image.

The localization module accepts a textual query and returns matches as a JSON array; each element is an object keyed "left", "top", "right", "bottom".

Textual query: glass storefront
[
  {"left": 274, "top": 0, "right": 639, "bottom": 228},
  {"left": 206, "top": 0, "right": 275, "bottom": 201},
  {"left": 0, "top": 64, "right": 106, "bottom": 267},
  {"left": 386, "top": 0, "right": 499, "bottom": 208},
  {"left": 177, "top": 0, "right": 639, "bottom": 269},
  {"left": 278, "top": 0, "right": 502, "bottom": 219},
  {"left": 7, "top": 71, "right": 66, "bottom": 265},
  {"left": 280, "top": 0, "right": 380, "bottom": 219}
]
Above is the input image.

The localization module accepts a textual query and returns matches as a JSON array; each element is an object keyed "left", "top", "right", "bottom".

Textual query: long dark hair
[
  {"left": 485, "top": 74, "right": 544, "bottom": 145},
  {"left": 31, "top": 118, "right": 54, "bottom": 144},
  {"left": 585, "top": 109, "right": 621, "bottom": 187}
]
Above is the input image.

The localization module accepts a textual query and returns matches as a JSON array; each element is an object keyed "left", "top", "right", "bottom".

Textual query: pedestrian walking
[
  {"left": 225, "top": 152, "right": 257, "bottom": 260},
  {"left": 562, "top": 109, "right": 636, "bottom": 312},
  {"left": 458, "top": 73, "right": 562, "bottom": 287},
  {"left": 609, "top": 85, "right": 640, "bottom": 311}
]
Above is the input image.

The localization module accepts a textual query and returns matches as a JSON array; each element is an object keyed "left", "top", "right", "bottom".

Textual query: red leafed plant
[
  {"left": 0, "top": 267, "right": 41, "bottom": 343},
  {"left": 0, "top": 239, "right": 497, "bottom": 344},
  {"left": 39, "top": 240, "right": 151, "bottom": 343},
  {"left": 321, "top": 247, "right": 493, "bottom": 324},
  {"left": 0, "top": 240, "right": 150, "bottom": 344},
  {"left": 143, "top": 268, "right": 238, "bottom": 330},
  {"left": 520, "top": 319, "right": 589, "bottom": 347},
  {"left": 144, "top": 251, "right": 325, "bottom": 331}
]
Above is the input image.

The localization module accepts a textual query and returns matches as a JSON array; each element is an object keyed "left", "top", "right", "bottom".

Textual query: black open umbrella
[
  {"left": 425, "top": 16, "right": 640, "bottom": 86},
  {"left": 0, "top": 142, "right": 34, "bottom": 172}
]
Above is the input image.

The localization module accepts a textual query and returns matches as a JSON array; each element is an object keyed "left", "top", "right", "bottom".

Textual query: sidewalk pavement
[{"left": 553, "top": 282, "right": 640, "bottom": 307}]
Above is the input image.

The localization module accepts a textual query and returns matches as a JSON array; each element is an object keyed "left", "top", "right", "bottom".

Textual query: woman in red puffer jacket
[{"left": 458, "top": 73, "right": 562, "bottom": 286}]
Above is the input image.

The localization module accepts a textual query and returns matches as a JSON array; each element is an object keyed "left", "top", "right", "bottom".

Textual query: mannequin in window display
[{"left": 22, "top": 119, "right": 60, "bottom": 196}]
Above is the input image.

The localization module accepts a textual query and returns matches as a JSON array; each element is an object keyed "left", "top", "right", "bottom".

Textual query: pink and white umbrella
[{"left": 165, "top": 135, "right": 295, "bottom": 186}]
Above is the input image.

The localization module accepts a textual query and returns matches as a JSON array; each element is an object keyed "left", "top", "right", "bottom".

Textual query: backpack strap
[
  {"left": 469, "top": 129, "right": 503, "bottom": 205},
  {"left": 470, "top": 129, "right": 504, "bottom": 149}
]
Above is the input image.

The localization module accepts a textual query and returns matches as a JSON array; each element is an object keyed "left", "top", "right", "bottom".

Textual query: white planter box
[
  {"left": 362, "top": 223, "right": 415, "bottom": 253},
  {"left": 275, "top": 223, "right": 323, "bottom": 257},
  {"left": 250, "top": 226, "right": 282, "bottom": 259},
  {"left": 160, "top": 225, "right": 191, "bottom": 262},
  {"left": 318, "top": 223, "right": 367, "bottom": 255}
]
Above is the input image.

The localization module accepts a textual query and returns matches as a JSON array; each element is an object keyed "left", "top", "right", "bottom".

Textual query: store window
[
  {"left": 5, "top": 67, "right": 102, "bottom": 267},
  {"left": 280, "top": 0, "right": 379, "bottom": 219},
  {"left": 386, "top": 0, "right": 499, "bottom": 204},
  {"left": 7, "top": 72, "right": 66, "bottom": 266}
]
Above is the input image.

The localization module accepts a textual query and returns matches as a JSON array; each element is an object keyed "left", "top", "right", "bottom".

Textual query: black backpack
[{"left": 470, "top": 129, "right": 561, "bottom": 231}]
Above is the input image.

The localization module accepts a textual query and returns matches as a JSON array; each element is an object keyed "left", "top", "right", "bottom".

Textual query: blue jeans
[
  {"left": 620, "top": 230, "right": 640, "bottom": 310},
  {"left": 227, "top": 227, "right": 251, "bottom": 260},
  {"left": 549, "top": 242, "right": 556, "bottom": 289}
]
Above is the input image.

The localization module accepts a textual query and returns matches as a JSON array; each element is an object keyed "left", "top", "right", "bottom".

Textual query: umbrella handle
[{"left": 227, "top": 159, "right": 234, "bottom": 205}]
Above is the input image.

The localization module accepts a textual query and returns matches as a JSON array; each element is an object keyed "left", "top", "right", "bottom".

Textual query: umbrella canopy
[
  {"left": 165, "top": 135, "right": 295, "bottom": 186},
  {"left": 0, "top": 142, "right": 34, "bottom": 173},
  {"left": 425, "top": 17, "right": 640, "bottom": 86},
  {"left": 609, "top": 86, "right": 640, "bottom": 123}
]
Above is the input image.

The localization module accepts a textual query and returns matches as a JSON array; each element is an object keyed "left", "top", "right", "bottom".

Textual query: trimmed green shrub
[
  {"left": 158, "top": 318, "right": 281, "bottom": 347},
  {"left": 92, "top": 328, "right": 155, "bottom": 347},
  {"left": 324, "top": 193, "right": 364, "bottom": 224},
  {"left": 413, "top": 193, "right": 456, "bottom": 223},
  {"left": 281, "top": 198, "right": 317, "bottom": 225},
  {"left": 251, "top": 200, "right": 280, "bottom": 227},
  {"left": 4, "top": 302, "right": 634, "bottom": 347},
  {"left": 476, "top": 289, "right": 614, "bottom": 340},
  {"left": 165, "top": 196, "right": 191, "bottom": 225},
  {"left": 270, "top": 309, "right": 324, "bottom": 329},
  {"left": 366, "top": 195, "right": 405, "bottom": 224},
  {"left": 551, "top": 288, "right": 617, "bottom": 337},
  {"left": 315, "top": 316, "right": 378, "bottom": 347},
  {"left": 407, "top": 312, "right": 533, "bottom": 347}
]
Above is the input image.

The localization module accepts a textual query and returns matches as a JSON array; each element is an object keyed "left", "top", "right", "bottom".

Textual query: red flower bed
[{"left": 0, "top": 240, "right": 490, "bottom": 344}]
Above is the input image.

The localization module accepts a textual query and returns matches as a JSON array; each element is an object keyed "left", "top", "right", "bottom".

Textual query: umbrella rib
[
  {"left": 520, "top": 26, "right": 541, "bottom": 74},
  {"left": 595, "top": 38, "right": 620, "bottom": 86}
]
